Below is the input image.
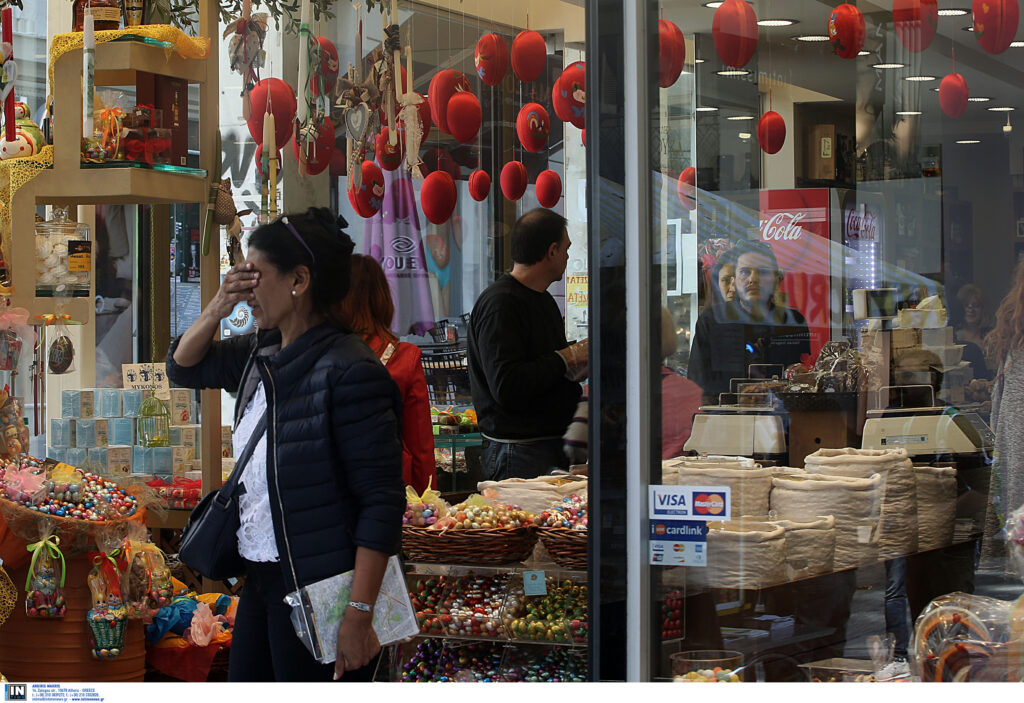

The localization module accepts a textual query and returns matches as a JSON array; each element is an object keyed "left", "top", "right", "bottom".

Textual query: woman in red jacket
[{"left": 338, "top": 254, "right": 438, "bottom": 493}]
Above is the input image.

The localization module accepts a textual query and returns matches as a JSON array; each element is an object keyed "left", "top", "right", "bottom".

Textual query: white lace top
[{"left": 234, "top": 381, "right": 279, "bottom": 562}]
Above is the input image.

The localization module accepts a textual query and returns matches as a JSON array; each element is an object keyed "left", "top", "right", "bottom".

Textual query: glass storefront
[{"left": 590, "top": 0, "right": 1024, "bottom": 682}]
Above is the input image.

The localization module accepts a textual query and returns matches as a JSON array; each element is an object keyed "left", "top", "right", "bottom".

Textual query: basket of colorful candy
[
  {"left": 536, "top": 495, "right": 588, "bottom": 570},
  {"left": 402, "top": 495, "right": 538, "bottom": 566}
]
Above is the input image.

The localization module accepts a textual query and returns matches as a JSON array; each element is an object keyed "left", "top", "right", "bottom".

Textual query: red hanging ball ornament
[
  {"left": 552, "top": 61, "right": 586, "bottom": 129},
  {"left": 516, "top": 102, "right": 550, "bottom": 153},
  {"left": 475, "top": 33, "right": 509, "bottom": 86},
  {"left": 659, "top": 19, "right": 686, "bottom": 88},
  {"left": 828, "top": 4, "right": 866, "bottom": 59},
  {"left": 973, "top": 0, "right": 1019, "bottom": 54},
  {"left": 421, "top": 170, "right": 458, "bottom": 225},
  {"left": 293, "top": 117, "right": 335, "bottom": 176},
  {"left": 939, "top": 72, "right": 970, "bottom": 117},
  {"left": 893, "top": 0, "right": 938, "bottom": 52},
  {"left": 311, "top": 37, "right": 339, "bottom": 95},
  {"left": 375, "top": 128, "right": 403, "bottom": 171},
  {"left": 511, "top": 30, "right": 547, "bottom": 82},
  {"left": 348, "top": 160, "right": 386, "bottom": 218},
  {"left": 712, "top": 0, "right": 758, "bottom": 69},
  {"left": 428, "top": 69, "right": 471, "bottom": 135},
  {"left": 535, "top": 169, "right": 562, "bottom": 208},
  {"left": 421, "top": 147, "right": 461, "bottom": 181},
  {"left": 757, "top": 111, "right": 786, "bottom": 154},
  {"left": 247, "top": 78, "right": 297, "bottom": 149},
  {"left": 676, "top": 167, "right": 696, "bottom": 211},
  {"left": 500, "top": 161, "right": 528, "bottom": 201},
  {"left": 446, "top": 91, "right": 482, "bottom": 143},
  {"left": 468, "top": 169, "right": 491, "bottom": 201}
]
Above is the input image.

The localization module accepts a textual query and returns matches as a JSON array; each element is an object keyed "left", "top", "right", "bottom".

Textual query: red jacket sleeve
[{"left": 389, "top": 343, "right": 438, "bottom": 494}]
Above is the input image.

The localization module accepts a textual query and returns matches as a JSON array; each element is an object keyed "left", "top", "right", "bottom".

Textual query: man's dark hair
[
  {"left": 510, "top": 208, "right": 568, "bottom": 265},
  {"left": 732, "top": 237, "right": 780, "bottom": 275}
]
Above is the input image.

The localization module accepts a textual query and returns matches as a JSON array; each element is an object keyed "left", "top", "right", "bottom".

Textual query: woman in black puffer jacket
[{"left": 167, "top": 208, "right": 404, "bottom": 682}]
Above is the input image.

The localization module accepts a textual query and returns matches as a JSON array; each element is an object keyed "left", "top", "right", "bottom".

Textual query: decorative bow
[
  {"left": 35, "top": 314, "right": 81, "bottom": 327},
  {"left": 97, "top": 107, "right": 123, "bottom": 157},
  {"left": 25, "top": 536, "right": 66, "bottom": 591},
  {"left": 0, "top": 307, "right": 33, "bottom": 346},
  {"left": 89, "top": 550, "right": 125, "bottom": 598},
  {"left": 124, "top": 134, "right": 171, "bottom": 166}
]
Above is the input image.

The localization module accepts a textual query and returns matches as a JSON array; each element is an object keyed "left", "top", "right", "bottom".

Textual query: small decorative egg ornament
[
  {"left": 516, "top": 102, "right": 550, "bottom": 153},
  {"left": 828, "top": 4, "right": 866, "bottom": 59},
  {"left": 511, "top": 30, "right": 547, "bottom": 82},
  {"left": 421, "top": 171, "right": 458, "bottom": 225},
  {"left": 712, "top": 0, "right": 759, "bottom": 69},
  {"left": 659, "top": 19, "right": 686, "bottom": 88},
  {"left": 475, "top": 33, "right": 509, "bottom": 86},
  {"left": 552, "top": 61, "right": 586, "bottom": 129},
  {"left": 292, "top": 117, "right": 334, "bottom": 175},
  {"left": 428, "top": 69, "right": 471, "bottom": 135},
  {"left": 500, "top": 161, "right": 528, "bottom": 201},
  {"left": 893, "top": 0, "right": 938, "bottom": 52},
  {"left": 757, "top": 111, "right": 786, "bottom": 154},
  {"left": 939, "top": 72, "right": 970, "bottom": 117},
  {"left": 375, "top": 127, "right": 403, "bottom": 171},
  {"left": 348, "top": 160, "right": 386, "bottom": 218},
  {"left": 973, "top": 0, "right": 1019, "bottom": 54},
  {"left": 468, "top": 169, "right": 491, "bottom": 201},
  {"left": 311, "top": 37, "right": 340, "bottom": 95},
  {"left": 676, "top": 166, "right": 696, "bottom": 211},
  {"left": 535, "top": 169, "right": 562, "bottom": 208},
  {"left": 246, "top": 78, "right": 297, "bottom": 148},
  {"left": 446, "top": 91, "right": 482, "bottom": 143}
]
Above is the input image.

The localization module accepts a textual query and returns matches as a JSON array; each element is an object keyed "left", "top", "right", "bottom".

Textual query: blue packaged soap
[
  {"left": 122, "top": 390, "right": 145, "bottom": 418},
  {"left": 66, "top": 447, "right": 88, "bottom": 467},
  {"left": 50, "top": 418, "right": 75, "bottom": 448},
  {"left": 132, "top": 446, "right": 153, "bottom": 475},
  {"left": 152, "top": 446, "right": 173, "bottom": 476},
  {"left": 96, "top": 389, "right": 123, "bottom": 418},
  {"left": 61, "top": 390, "right": 94, "bottom": 419},
  {"left": 109, "top": 418, "right": 136, "bottom": 447}
]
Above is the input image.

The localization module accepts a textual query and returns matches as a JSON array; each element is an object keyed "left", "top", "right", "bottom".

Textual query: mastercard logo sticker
[{"left": 693, "top": 493, "right": 725, "bottom": 516}]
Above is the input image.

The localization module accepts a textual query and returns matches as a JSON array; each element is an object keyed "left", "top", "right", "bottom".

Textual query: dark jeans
[
  {"left": 884, "top": 558, "right": 909, "bottom": 659},
  {"left": 229, "top": 560, "right": 380, "bottom": 682},
  {"left": 481, "top": 437, "right": 568, "bottom": 481}
]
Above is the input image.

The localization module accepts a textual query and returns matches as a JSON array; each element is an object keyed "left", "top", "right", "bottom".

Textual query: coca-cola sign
[
  {"left": 759, "top": 211, "right": 805, "bottom": 241},
  {"left": 844, "top": 206, "right": 879, "bottom": 241}
]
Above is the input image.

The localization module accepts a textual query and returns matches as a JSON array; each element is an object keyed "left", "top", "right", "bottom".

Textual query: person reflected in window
[
  {"left": 660, "top": 307, "right": 703, "bottom": 459},
  {"left": 705, "top": 249, "right": 737, "bottom": 310},
  {"left": 337, "top": 254, "right": 438, "bottom": 495},
  {"left": 953, "top": 284, "right": 993, "bottom": 380},
  {"left": 687, "top": 239, "right": 810, "bottom": 401}
]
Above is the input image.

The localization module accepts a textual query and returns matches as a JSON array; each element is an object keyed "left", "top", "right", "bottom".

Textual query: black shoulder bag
[{"left": 179, "top": 412, "right": 267, "bottom": 580}]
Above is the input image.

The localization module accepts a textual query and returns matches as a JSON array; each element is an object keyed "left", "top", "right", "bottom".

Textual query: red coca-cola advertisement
[{"left": 759, "top": 188, "right": 832, "bottom": 363}]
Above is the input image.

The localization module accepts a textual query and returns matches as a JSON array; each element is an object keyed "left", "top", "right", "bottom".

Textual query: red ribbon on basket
[{"left": 124, "top": 134, "right": 171, "bottom": 166}]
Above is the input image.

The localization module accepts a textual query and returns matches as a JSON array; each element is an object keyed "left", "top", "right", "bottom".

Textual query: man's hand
[{"left": 556, "top": 339, "right": 589, "bottom": 382}]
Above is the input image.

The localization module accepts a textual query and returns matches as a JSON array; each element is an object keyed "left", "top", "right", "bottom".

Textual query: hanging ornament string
[{"left": 25, "top": 536, "right": 66, "bottom": 591}]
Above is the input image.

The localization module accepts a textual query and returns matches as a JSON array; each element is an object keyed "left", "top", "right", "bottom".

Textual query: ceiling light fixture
[
  {"left": 1011, "top": 41, "right": 1024, "bottom": 47},
  {"left": 758, "top": 18, "right": 797, "bottom": 26},
  {"left": 956, "top": 139, "right": 981, "bottom": 144},
  {"left": 717, "top": 69, "right": 750, "bottom": 76},
  {"left": 694, "top": 58, "right": 705, "bottom": 63},
  {"left": 858, "top": 50, "right": 871, "bottom": 56},
  {"left": 897, "top": 110, "right": 922, "bottom": 115},
  {"left": 794, "top": 34, "right": 830, "bottom": 41},
  {"left": 967, "top": 96, "right": 992, "bottom": 102},
  {"left": 703, "top": 1, "right": 725, "bottom": 7},
  {"left": 963, "top": 25, "right": 975, "bottom": 31},
  {"left": 872, "top": 62, "right": 905, "bottom": 69},
  {"left": 905, "top": 75, "right": 937, "bottom": 81},
  {"left": 726, "top": 115, "right": 755, "bottom": 120},
  {"left": 738, "top": 132, "right": 752, "bottom": 139},
  {"left": 988, "top": 106, "right": 1015, "bottom": 111},
  {"left": 696, "top": 106, "right": 719, "bottom": 112},
  {"left": 1004, "top": 113, "right": 1013, "bottom": 132},
  {"left": 937, "top": 7, "right": 970, "bottom": 15}
]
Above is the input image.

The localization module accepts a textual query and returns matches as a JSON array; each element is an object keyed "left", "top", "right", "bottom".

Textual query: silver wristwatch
[{"left": 347, "top": 600, "right": 373, "bottom": 613}]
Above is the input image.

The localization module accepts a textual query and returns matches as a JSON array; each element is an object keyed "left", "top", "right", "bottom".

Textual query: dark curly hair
[{"left": 247, "top": 207, "right": 355, "bottom": 326}]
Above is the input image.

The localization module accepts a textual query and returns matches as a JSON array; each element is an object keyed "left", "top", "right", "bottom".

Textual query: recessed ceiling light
[
  {"left": 963, "top": 25, "right": 975, "bottom": 31},
  {"left": 967, "top": 96, "right": 992, "bottom": 102},
  {"left": 938, "top": 7, "right": 970, "bottom": 15},
  {"left": 872, "top": 62, "right": 905, "bottom": 69},
  {"left": 696, "top": 106, "right": 719, "bottom": 112},
  {"left": 989, "top": 106, "right": 1015, "bottom": 111},
  {"left": 794, "top": 34, "right": 830, "bottom": 42},
  {"left": 956, "top": 139, "right": 981, "bottom": 144},
  {"left": 738, "top": 132, "right": 752, "bottom": 139},
  {"left": 694, "top": 58, "right": 705, "bottom": 63},
  {"left": 1012, "top": 41, "right": 1024, "bottom": 47},
  {"left": 758, "top": 18, "right": 797, "bottom": 26},
  {"left": 703, "top": 1, "right": 724, "bottom": 7},
  {"left": 897, "top": 110, "right": 922, "bottom": 115},
  {"left": 858, "top": 50, "right": 870, "bottom": 56},
  {"left": 727, "top": 115, "right": 755, "bottom": 120},
  {"left": 717, "top": 69, "right": 750, "bottom": 76},
  {"left": 932, "top": 87, "right": 941, "bottom": 91},
  {"left": 905, "top": 75, "right": 937, "bottom": 81}
]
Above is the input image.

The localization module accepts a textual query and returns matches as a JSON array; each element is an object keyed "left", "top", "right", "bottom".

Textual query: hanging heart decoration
[{"left": 344, "top": 102, "right": 370, "bottom": 141}]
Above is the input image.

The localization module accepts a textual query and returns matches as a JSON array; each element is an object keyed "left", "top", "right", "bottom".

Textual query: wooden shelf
[
  {"left": 91, "top": 39, "right": 209, "bottom": 86},
  {"left": 28, "top": 166, "right": 207, "bottom": 206}
]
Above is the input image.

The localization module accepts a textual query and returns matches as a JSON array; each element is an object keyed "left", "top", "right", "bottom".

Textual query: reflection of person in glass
[
  {"left": 687, "top": 239, "right": 811, "bottom": 400},
  {"left": 952, "top": 284, "right": 993, "bottom": 379}
]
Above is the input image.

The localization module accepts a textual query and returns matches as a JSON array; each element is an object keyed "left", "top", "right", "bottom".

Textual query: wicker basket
[
  {"left": 537, "top": 527, "right": 588, "bottom": 570},
  {"left": 401, "top": 525, "right": 538, "bottom": 565}
]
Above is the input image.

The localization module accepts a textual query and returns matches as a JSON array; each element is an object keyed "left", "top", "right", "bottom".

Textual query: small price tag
[
  {"left": 857, "top": 525, "right": 874, "bottom": 544},
  {"left": 522, "top": 570, "right": 547, "bottom": 596}
]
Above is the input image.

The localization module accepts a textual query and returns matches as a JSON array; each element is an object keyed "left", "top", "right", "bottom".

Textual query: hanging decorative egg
[
  {"left": 375, "top": 127, "right": 403, "bottom": 171},
  {"left": 893, "top": 0, "right": 938, "bottom": 52},
  {"left": 676, "top": 167, "right": 696, "bottom": 211},
  {"left": 757, "top": 111, "right": 786, "bottom": 154},
  {"left": 552, "top": 61, "right": 586, "bottom": 129},
  {"left": 348, "top": 160, "right": 386, "bottom": 218},
  {"left": 511, "top": 30, "right": 547, "bottom": 82},
  {"left": 446, "top": 91, "right": 482, "bottom": 143},
  {"left": 973, "top": 0, "right": 1019, "bottom": 54},
  {"left": 292, "top": 117, "right": 334, "bottom": 176},
  {"left": 469, "top": 169, "right": 491, "bottom": 201},
  {"left": 516, "top": 102, "right": 550, "bottom": 153},
  {"left": 48, "top": 335, "right": 75, "bottom": 375},
  {"left": 500, "top": 161, "right": 528, "bottom": 201},
  {"left": 535, "top": 169, "right": 562, "bottom": 208},
  {"left": 712, "top": 0, "right": 759, "bottom": 69},
  {"left": 428, "top": 69, "right": 471, "bottom": 135},
  {"left": 659, "top": 19, "right": 686, "bottom": 88},
  {"left": 246, "top": 78, "right": 297, "bottom": 149},
  {"left": 475, "top": 33, "right": 509, "bottom": 86},
  {"left": 421, "top": 171, "right": 458, "bottom": 225},
  {"left": 311, "top": 37, "right": 339, "bottom": 95},
  {"left": 939, "top": 73, "right": 970, "bottom": 117},
  {"left": 828, "top": 4, "right": 866, "bottom": 59}
]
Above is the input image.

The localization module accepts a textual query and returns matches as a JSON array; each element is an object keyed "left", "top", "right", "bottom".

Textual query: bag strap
[{"left": 221, "top": 412, "right": 267, "bottom": 498}]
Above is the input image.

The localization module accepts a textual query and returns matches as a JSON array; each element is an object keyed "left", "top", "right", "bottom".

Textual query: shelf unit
[{"left": 5, "top": 4, "right": 222, "bottom": 510}]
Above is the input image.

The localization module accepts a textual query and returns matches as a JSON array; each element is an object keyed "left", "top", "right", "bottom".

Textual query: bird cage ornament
[{"left": 137, "top": 396, "right": 170, "bottom": 447}]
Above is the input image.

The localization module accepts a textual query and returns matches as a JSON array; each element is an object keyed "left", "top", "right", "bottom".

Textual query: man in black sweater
[{"left": 468, "top": 208, "right": 587, "bottom": 481}]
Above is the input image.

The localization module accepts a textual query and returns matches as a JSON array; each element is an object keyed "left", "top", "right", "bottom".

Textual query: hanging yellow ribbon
[
  {"left": 25, "top": 535, "right": 66, "bottom": 591},
  {"left": 34, "top": 314, "right": 82, "bottom": 327}
]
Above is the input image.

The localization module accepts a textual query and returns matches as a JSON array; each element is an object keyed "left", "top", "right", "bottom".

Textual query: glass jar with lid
[{"left": 35, "top": 207, "right": 91, "bottom": 298}]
